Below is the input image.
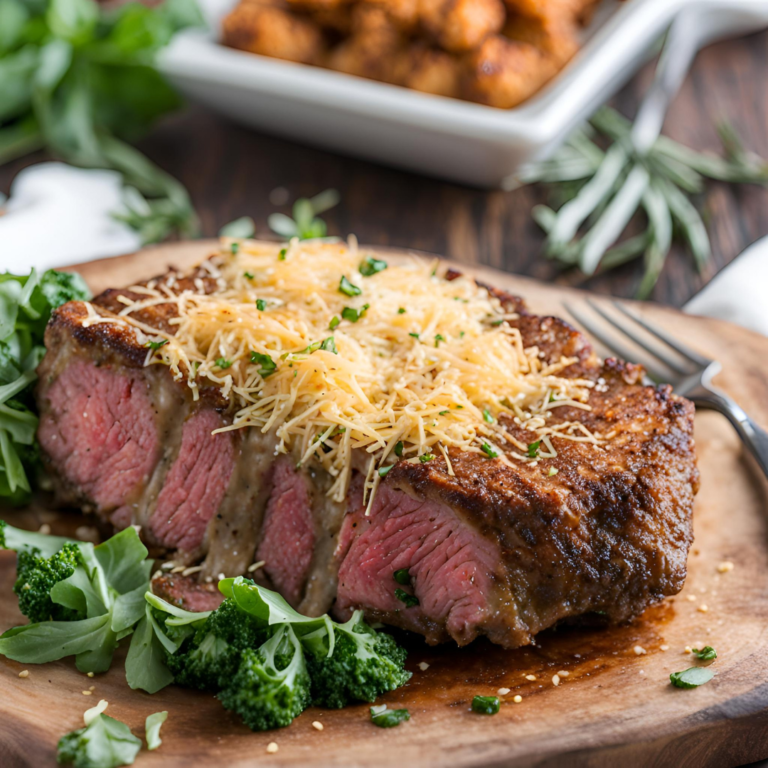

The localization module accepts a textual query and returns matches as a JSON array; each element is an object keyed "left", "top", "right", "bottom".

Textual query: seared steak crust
[{"left": 35, "top": 260, "right": 699, "bottom": 649}]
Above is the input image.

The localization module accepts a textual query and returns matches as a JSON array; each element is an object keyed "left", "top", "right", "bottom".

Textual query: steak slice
[{"left": 35, "top": 259, "right": 699, "bottom": 649}]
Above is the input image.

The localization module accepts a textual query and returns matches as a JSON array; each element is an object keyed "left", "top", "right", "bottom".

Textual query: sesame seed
[
  {"left": 660, "top": 645, "right": 669, "bottom": 651},
  {"left": 312, "top": 721, "right": 324, "bottom": 731},
  {"left": 418, "top": 662, "right": 430, "bottom": 671},
  {"left": 525, "top": 674, "right": 536, "bottom": 681},
  {"left": 87, "top": 672, "right": 94, "bottom": 678},
  {"left": 717, "top": 561, "right": 734, "bottom": 573},
  {"left": 18, "top": 670, "right": 29, "bottom": 678},
  {"left": 171, "top": 566, "right": 186, "bottom": 574},
  {"left": 266, "top": 742, "right": 278, "bottom": 754},
  {"left": 557, "top": 670, "right": 570, "bottom": 677},
  {"left": 552, "top": 674, "right": 560, "bottom": 686},
  {"left": 38, "top": 524, "right": 51, "bottom": 535},
  {"left": 684, "top": 646, "right": 692, "bottom": 654},
  {"left": 633, "top": 645, "right": 647, "bottom": 656},
  {"left": 248, "top": 561, "right": 266, "bottom": 573},
  {"left": 182, "top": 565, "right": 203, "bottom": 577},
  {"left": 82, "top": 690, "right": 92, "bottom": 696},
  {"left": 161, "top": 561, "right": 177, "bottom": 570},
  {"left": 686, "top": 595, "right": 697, "bottom": 602},
  {"left": 698, "top": 604, "right": 709, "bottom": 613},
  {"left": 513, "top": 695, "right": 522, "bottom": 703},
  {"left": 497, "top": 688, "right": 511, "bottom": 696}
]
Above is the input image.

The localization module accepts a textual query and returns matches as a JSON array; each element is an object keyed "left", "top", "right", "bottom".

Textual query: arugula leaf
[
  {"left": 57, "top": 713, "right": 142, "bottom": 768},
  {"left": 670, "top": 667, "right": 715, "bottom": 689},
  {"left": 125, "top": 607, "right": 175, "bottom": 694}
]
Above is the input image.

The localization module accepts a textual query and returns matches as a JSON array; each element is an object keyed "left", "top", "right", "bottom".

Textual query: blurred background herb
[{"left": 0, "top": 0, "right": 204, "bottom": 244}]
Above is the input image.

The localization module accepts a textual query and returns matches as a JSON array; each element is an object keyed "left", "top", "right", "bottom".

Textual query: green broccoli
[
  {"left": 218, "top": 624, "right": 312, "bottom": 732},
  {"left": 14, "top": 543, "right": 84, "bottom": 624},
  {"left": 302, "top": 611, "right": 411, "bottom": 708}
]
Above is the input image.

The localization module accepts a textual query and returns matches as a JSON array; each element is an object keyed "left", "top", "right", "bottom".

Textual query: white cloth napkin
[
  {"left": 0, "top": 162, "right": 141, "bottom": 272},
  {"left": 0, "top": 162, "right": 766, "bottom": 337}
]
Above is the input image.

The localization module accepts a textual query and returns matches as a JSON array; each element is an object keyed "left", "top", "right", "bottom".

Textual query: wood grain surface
[
  {"left": 1, "top": 242, "right": 768, "bottom": 768},
  {"left": 1, "top": 32, "right": 767, "bottom": 305}
]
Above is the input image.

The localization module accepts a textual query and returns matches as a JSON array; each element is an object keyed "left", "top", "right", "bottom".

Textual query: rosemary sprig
[{"left": 521, "top": 106, "right": 768, "bottom": 298}]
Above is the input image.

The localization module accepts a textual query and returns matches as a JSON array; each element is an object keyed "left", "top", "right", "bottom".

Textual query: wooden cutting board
[{"left": 2, "top": 242, "right": 768, "bottom": 768}]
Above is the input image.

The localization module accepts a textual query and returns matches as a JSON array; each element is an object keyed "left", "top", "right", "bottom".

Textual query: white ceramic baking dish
[{"left": 157, "top": 0, "right": 768, "bottom": 188}]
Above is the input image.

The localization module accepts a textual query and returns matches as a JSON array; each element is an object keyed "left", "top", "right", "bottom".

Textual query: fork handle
[{"left": 690, "top": 386, "right": 768, "bottom": 481}]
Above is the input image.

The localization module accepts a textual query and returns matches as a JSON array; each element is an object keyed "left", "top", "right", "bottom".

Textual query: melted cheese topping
[{"left": 92, "top": 239, "right": 599, "bottom": 503}]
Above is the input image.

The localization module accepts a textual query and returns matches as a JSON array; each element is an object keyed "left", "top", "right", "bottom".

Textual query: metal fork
[{"left": 565, "top": 300, "right": 768, "bottom": 480}]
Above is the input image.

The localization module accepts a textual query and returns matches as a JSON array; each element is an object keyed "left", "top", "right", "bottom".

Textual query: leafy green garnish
[
  {"left": 481, "top": 443, "right": 499, "bottom": 459},
  {"left": 394, "top": 442, "right": 404, "bottom": 457},
  {"left": 692, "top": 646, "right": 717, "bottom": 661},
  {"left": 319, "top": 337, "right": 338, "bottom": 354},
  {"left": 329, "top": 315, "right": 340, "bottom": 330},
  {"left": 482, "top": 408, "right": 494, "bottom": 424},
  {"left": 57, "top": 713, "right": 142, "bottom": 768},
  {"left": 378, "top": 465, "right": 394, "bottom": 478},
  {"left": 527, "top": 441, "right": 541, "bottom": 458},
  {"left": 359, "top": 257, "right": 387, "bottom": 277},
  {"left": 397, "top": 308, "right": 406, "bottom": 314},
  {"left": 393, "top": 569, "right": 411, "bottom": 586},
  {"left": 0, "top": 269, "right": 90, "bottom": 503},
  {"left": 370, "top": 707, "right": 410, "bottom": 728},
  {"left": 341, "top": 304, "right": 369, "bottom": 323},
  {"left": 255, "top": 299, "right": 267, "bottom": 311},
  {"left": 145, "top": 339, "right": 168, "bottom": 351},
  {"left": 0, "top": 0, "right": 205, "bottom": 246},
  {"left": 339, "top": 276, "right": 362, "bottom": 297},
  {"left": 249, "top": 351, "right": 277, "bottom": 378},
  {"left": 278, "top": 248, "right": 287, "bottom": 261},
  {"left": 471, "top": 695, "right": 500, "bottom": 715},
  {"left": 419, "top": 453, "right": 434, "bottom": 463},
  {"left": 670, "top": 667, "right": 715, "bottom": 689},
  {"left": 268, "top": 189, "right": 339, "bottom": 241},
  {"left": 395, "top": 588, "right": 418, "bottom": 608},
  {"left": 144, "top": 711, "right": 167, "bottom": 751},
  {"left": 215, "top": 358, "right": 232, "bottom": 369},
  {"left": 434, "top": 334, "right": 445, "bottom": 347}
]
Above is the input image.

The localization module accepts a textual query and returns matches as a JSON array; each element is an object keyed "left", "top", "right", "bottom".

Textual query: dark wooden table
[{"left": 2, "top": 31, "right": 767, "bottom": 307}]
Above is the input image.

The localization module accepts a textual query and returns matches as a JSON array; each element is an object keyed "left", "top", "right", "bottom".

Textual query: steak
[{"left": 34, "top": 261, "right": 699, "bottom": 648}]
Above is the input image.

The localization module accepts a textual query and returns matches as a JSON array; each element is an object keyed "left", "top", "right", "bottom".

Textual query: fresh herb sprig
[
  {"left": 0, "top": 0, "right": 204, "bottom": 246},
  {"left": 268, "top": 189, "right": 340, "bottom": 240},
  {"left": 522, "top": 106, "right": 768, "bottom": 298}
]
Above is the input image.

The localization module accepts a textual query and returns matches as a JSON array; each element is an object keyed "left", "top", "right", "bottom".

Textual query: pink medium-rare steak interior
[
  {"left": 37, "top": 359, "right": 160, "bottom": 521},
  {"left": 334, "top": 483, "right": 501, "bottom": 646},
  {"left": 255, "top": 458, "right": 315, "bottom": 607},
  {"left": 149, "top": 409, "right": 235, "bottom": 552}
]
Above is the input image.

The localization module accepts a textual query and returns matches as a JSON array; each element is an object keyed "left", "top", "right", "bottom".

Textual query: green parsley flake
[
  {"left": 393, "top": 569, "right": 411, "bottom": 586},
  {"left": 359, "top": 256, "right": 388, "bottom": 276},
  {"left": 692, "top": 646, "right": 717, "bottom": 661},
  {"left": 670, "top": 667, "right": 715, "bottom": 689},
  {"left": 215, "top": 358, "right": 232, "bottom": 369},
  {"left": 471, "top": 696, "right": 500, "bottom": 715},
  {"left": 256, "top": 298, "right": 267, "bottom": 311},
  {"left": 145, "top": 339, "right": 168, "bottom": 351},
  {"left": 231, "top": 242, "right": 240, "bottom": 255},
  {"left": 278, "top": 248, "right": 287, "bottom": 261},
  {"left": 243, "top": 270, "right": 254, "bottom": 279},
  {"left": 341, "top": 304, "right": 370, "bottom": 323},
  {"left": 250, "top": 351, "right": 277, "bottom": 377},
  {"left": 398, "top": 307, "right": 406, "bottom": 314},
  {"left": 419, "top": 453, "right": 435, "bottom": 463},
  {"left": 320, "top": 337, "right": 338, "bottom": 354},
  {"left": 370, "top": 708, "right": 410, "bottom": 728},
  {"left": 329, "top": 315, "right": 341, "bottom": 330},
  {"left": 434, "top": 334, "right": 445, "bottom": 347},
  {"left": 527, "top": 440, "right": 541, "bottom": 458},
  {"left": 395, "top": 588, "right": 419, "bottom": 608},
  {"left": 339, "top": 276, "right": 362, "bottom": 297},
  {"left": 439, "top": 410, "right": 449, "bottom": 416},
  {"left": 481, "top": 443, "right": 499, "bottom": 459},
  {"left": 482, "top": 408, "right": 494, "bottom": 424},
  {"left": 548, "top": 466, "right": 559, "bottom": 477},
  {"left": 394, "top": 441, "right": 404, "bottom": 457},
  {"left": 378, "top": 465, "right": 394, "bottom": 478},
  {"left": 409, "top": 332, "right": 420, "bottom": 339}
]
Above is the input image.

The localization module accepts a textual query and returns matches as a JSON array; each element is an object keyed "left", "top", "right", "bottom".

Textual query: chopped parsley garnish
[
  {"left": 256, "top": 298, "right": 267, "bottom": 311},
  {"left": 370, "top": 707, "right": 410, "bottom": 728},
  {"left": 409, "top": 332, "right": 420, "bottom": 339},
  {"left": 490, "top": 319, "right": 504, "bottom": 327},
  {"left": 439, "top": 410, "right": 449, "bottom": 416},
  {"left": 329, "top": 315, "right": 341, "bottom": 330},
  {"left": 359, "top": 256, "right": 388, "bottom": 276},
  {"left": 395, "top": 588, "right": 419, "bottom": 608},
  {"left": 337, "top": 427, "right": 346, "bottom": 433},
  {"left": 215, "top": 358, "right": 232, "bottom": 369},
  {"left": 670, "top": 667, "right": 715, "bottom": 689},
  {"left": 527, "top": 440, "right": 541, "bottom": 458},
  {"left": 482, "top": 408, "right": 494, "bottom": 424},
  {"left": 341, "top": 304, "right": 370, "bottom": 323},
  {"left": 394, "top": 441, "right": 404, "bottom": 457},
  {"left": 145, "top": 339, "right": 168, "bottom": 351},
  {"left": 250, "top": 351, "right": 277, "bottom": 377},
  {"left": 398, "top": 307, "right": 406, "bottom": 314},
  {"left": 393, "top": 569, "right": 411, "bottom": 586},
  {"left": 471, "top": 696, "right": 500, "bottom": 715},
  {"left": 339, "top": 276, "right": 362, "bottom": 296},
  {"left": 434, "top": 334, "right": 445, "bottom": 347},
  {"left": 692, "top": 646, "right": 717, "bottom": 661},
  {"left": 419, "top": 453, "right": 435, "bottom": 463},
  {"left": 320, "top": 337, "right": 338, "bottom": 354},
  {"left": 548, "top": 466, "right": 559, "bottom": 477},
  {"left": 243, "top": 270, "right": 254, "bottom": 279},
  {"left": 378, "top": 465, "right": 394, "bottom": 478},
  {"left": 231, "top": 242, "right": 240, "bottom": 255},
  {"left": 481, "top": 443, "right": 499, "bottom": 459},
  {"left": 278, "top": 248, "right": 287, "bottom": 261}
]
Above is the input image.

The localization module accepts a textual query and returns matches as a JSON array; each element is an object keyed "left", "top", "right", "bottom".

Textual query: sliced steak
[{"left": 151, "top": 572, "right": 225, "bottom": 613}]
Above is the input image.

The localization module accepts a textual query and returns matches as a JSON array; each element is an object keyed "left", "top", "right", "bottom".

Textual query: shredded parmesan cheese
[{"left": 95, "top": 239, "right": 600, "bottom": 502}]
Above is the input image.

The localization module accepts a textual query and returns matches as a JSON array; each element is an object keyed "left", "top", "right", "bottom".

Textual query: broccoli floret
[
  {"left": 218, "top": 624, "right": 312, "bottom": 731},
  {"left": 304, "top": 611, "right": 411, "bottom": 709},
  {"left": 14, "top": 543, "right": 84, "bottom": 623},
  {"left": 206, "top": 597, "right": 268, "bottom": 650}
]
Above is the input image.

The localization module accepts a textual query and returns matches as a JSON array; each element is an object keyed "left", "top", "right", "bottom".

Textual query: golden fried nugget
[
  {"left": 359, "top": 0, "right": 420, "bottom": 32},
  {"left": 503, "top": 0, "right": 599, "bottom": 24},
  {"left": 393, "top": 44, "right": 463, "bottom": 97},
  {"left": 504, "top": 12, "right": 579, "bottom": 66},
  {"left": 463, "top": 34, "right": 556, "bottom": 108},
  {"left": 420, "top": 0, "right": 506, "bottom": 52},
  {"left": 222, "top": 3, "right": 325, "bottom": 64}
]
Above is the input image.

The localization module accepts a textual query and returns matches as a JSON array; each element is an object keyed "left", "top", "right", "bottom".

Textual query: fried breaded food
[
  {"left": 504, "top": 12, "right": 579, "bottom": 67},
  {"left": 463, "top": 34, "right": 556, "bottom": 109},
  {"left": 419, "top": 0, "right": 506, "bottom": 52},
  {"left": 504, "top": 0, "right": 599, "bottom": 24},
  {"left": 359, "top": 0, "right": 420, "bottom": 32},
  {"left": 222, "top": 2, "right": 325, "bottom": 64},
  {"left": 393, "top": 44, "right": 463, "bottom": 97}
]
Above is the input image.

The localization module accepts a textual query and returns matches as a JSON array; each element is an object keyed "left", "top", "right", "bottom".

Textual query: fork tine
[
  {"left": 586, "top": 300, "right": 691, "bottom": 375},
  {"left": 564, "top": 302, "right": 667, "bottom": 382},
  {"left": 613, "top": 302, "right": 712, "bottom": 368}
]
